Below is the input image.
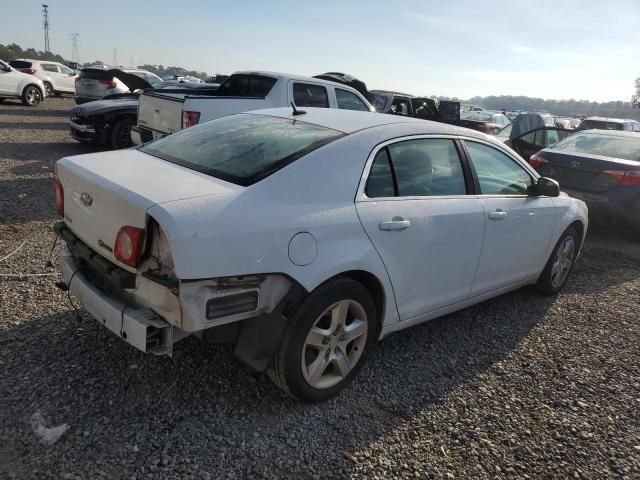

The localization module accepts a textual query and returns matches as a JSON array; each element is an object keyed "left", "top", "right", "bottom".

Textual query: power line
[
  {"left": 42, "top": 4, "right": 50, "bottom": 53},
  {"left": 70, "top": 33, "right": 80, "bottom": 63}
]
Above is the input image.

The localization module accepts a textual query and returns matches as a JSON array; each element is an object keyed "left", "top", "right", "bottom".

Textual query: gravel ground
[{"left": 1, "top": 97, "right": 639, "bottom": 479}]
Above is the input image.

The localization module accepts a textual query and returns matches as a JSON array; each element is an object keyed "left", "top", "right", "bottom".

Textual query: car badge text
[{"left": 80, "top": 192, "right": 93, "bottom": 206}]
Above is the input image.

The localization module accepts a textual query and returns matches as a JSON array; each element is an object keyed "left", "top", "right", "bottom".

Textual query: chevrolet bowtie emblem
[{"left": 80, "top": 192, "right": 93, "bottom": 206}]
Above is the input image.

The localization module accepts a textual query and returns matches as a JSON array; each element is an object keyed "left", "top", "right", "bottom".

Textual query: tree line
[
  {"left": 0, "top": 43, "right": 67, "bottom": 65},
  {"left": 459, "top": 95, "right": 640, "bottom": 120}
]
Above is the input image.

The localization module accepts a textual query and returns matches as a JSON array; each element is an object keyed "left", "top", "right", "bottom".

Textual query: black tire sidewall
[
  {"left": 280, "top": 278, "right": 377, "bottom": 401},
  {"left": 43, "top": 82, "right": 52, "bottom": 96},
  {"left": 110, "top": 118, "right": 135, "bottom": 149},
  {"left": 537, "top": 226, "right": 579, "bottom": 294}
]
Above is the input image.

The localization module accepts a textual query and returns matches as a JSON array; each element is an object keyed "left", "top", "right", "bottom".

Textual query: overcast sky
[{"left": 2, "top": 0, "right": 639, "bottom": 101}]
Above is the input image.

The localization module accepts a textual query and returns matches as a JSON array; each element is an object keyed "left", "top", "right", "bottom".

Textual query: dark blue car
[{"left": 529, "top": 130, "right": 640, "bottom": 228}]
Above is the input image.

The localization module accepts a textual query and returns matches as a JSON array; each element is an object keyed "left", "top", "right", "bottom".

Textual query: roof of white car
[
  {"left": 576, "top": 129, "right": 640, "bottom": 139},
  {"left": 234, "top": 70, "right": 365, "bottom": 88},
  {"left": 247, "top": 107, "right": 490, "bottom": 137}
]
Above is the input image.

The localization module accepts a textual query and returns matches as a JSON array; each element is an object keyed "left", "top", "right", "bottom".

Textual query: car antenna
[{"left": 291, "top": 102, "right": 306, "bottom": 116}]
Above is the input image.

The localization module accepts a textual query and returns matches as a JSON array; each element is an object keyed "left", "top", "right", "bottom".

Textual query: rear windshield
[
  {"left": 9, "top": 60, "right": 32, "bottom": 69},
  {"left": 140, "top": 113, "right": 345, "bottom": 186},
  {"left": 79, "top": 68, "right": 113, "bottom": 80},
  {"left": 215, "top": 74, "right": 277, "bottom": 98},
  {"left": 462, "top": 112, "right": 492, "bottom": 122},
  {"left": 553, "top": 133, "right": 640, "bottom": 161},
  {"left": 579, "top": 120, "right": 623, "bottom": 131}
]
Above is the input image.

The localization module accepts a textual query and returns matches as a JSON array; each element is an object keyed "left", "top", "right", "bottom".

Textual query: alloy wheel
[
  {"left": 551, "top": 236, "right": 575, "bottom": 288},
  {"left": 26, "top": 87, "right": 41, "bottom": 105},
  {"left": 301, "top": 299, "right": 368, "bottom": 389}
]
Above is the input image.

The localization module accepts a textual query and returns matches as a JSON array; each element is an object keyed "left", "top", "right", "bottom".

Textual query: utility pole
[
  {"left": 70, "top": 33, "right": 80, "bottom": 63},
  {"left": 112, "top": 49, "right": 118, "bottom": 67},
  {"left": 42, "top": 4, "right": 50, "bottom": 53}
]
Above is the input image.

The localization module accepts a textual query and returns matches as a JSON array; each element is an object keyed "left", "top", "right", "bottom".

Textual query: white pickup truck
[{"left": 130, "top": 71, "right": 374, "bottom": 144}]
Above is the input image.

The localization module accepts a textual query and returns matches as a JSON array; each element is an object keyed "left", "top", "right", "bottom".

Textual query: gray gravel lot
[{"left": 1, "top": 97, "right": 639, "bottom": 479}]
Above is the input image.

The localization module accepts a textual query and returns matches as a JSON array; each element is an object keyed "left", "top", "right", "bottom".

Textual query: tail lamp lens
[
  {"left": 101, "top": 79, "right": 117, "bottom": 89},
  {"left": 529, "top": 154, "right": 549, "bottom": 169},
  {"left": 21, "top": 68, "right": 37, "bottom": 75},
  {"left": 54, "top": 179, "right": 64, "bottom": 217},
  {"left": 603, "top": 170, "right": 640, "bottom": 186},
  {"left": 114, "top": 226, "right": 146, "bottom": 267},
  {"left": 182, "top": 111, "right": 201, "bottom": 129}
]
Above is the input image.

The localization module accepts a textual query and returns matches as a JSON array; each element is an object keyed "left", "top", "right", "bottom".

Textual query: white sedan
[{"left": 54, "top": 107, "right": 588, "bottom": 401}]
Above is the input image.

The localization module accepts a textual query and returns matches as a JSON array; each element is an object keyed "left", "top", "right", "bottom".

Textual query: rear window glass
[
  {"left": 9, "top": 60, "right": 32, "bottom": 69},
  {"left": 140, "top": 114, "right": 345, "bottom": 186},
  {"left": 215, "top": 74, "right": 277, "bottom": 98},
  {"left": 579, "top": 120, "right": 624, "bottom": 131},
  {"left": 79, "top": 69, "right": 113, "bottom": 80},
  {"left": 553, "top": 133, "right": 640, "bottom": 161}
]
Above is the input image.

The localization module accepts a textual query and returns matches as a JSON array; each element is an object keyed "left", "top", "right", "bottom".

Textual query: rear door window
[
  {"left": 42, "top": 63, "right": 59, "bottom": 73},
  {"left": 293, "top": 83, "right": 329, "bottom": 108},
  {"left": 364, "top": 139, "right": 468, "bottom": 197},
  {"left": 335, "top": 88, "right": 369, "bottom": 111}
]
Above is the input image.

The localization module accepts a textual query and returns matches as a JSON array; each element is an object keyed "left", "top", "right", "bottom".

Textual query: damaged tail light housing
[
  {"left": 54, "top": 179, "right": 64, "bottom": 217},
  {"left": 602, "top": 170, "right": 640, "bottom": 186},
  {"left": 101, "top": 79, "right": 117, "bottom": 89},
  {"left": 182, "top": 111, "right": 201, "bottom": 129},
  {"left": 114, "top": 226, "right": 146, "bottom": 268},
  {"left": 529, "top": 154, "right": 549, "bottom": 169}
]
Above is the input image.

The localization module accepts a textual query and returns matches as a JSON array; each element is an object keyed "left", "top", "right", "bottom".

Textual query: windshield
[
  {"left": 140, "top": 113, "right": 345, "bottom": 186},
  {"left": 553, "top": 133, "right": 640, "bottom": 161}
]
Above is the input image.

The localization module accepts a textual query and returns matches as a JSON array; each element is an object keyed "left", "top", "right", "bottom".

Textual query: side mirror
[{"left": 531, "top": 176, "right": 560, "bottom": 197}]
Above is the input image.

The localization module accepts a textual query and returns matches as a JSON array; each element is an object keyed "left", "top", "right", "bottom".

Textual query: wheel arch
[
  {"left": 316, "top": 269, "right": 387, "bottom": 337},
  {"left": 23, "top": 83, "right": 44, "bottom": 96}
]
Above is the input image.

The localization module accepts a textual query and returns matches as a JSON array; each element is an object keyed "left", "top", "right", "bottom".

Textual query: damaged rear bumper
[{"left": 60, "top": 247, "right": 175, "bottom": 355}]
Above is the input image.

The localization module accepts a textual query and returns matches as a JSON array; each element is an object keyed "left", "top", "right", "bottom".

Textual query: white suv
[
  {"left": 0, "top": 59, "right": 46, "bottom": 106},
  {"left": 9, "top": 58, "right": 77, "bottom": 96}
]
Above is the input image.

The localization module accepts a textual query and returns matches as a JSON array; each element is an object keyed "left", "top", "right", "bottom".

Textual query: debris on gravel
[{"left": 1, "top": 98, "right": 639, "bottom": 479}]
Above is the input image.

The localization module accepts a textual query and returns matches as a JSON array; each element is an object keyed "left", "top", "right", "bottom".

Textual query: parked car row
[{"left": 0, "top": 59, "right": 47, "bottom": 106}]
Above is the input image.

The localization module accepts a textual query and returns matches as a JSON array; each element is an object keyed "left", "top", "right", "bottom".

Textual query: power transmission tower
[
  {"left": 112, "top": 49, "right": 118, "bottom": 67},
  {"left": 42, "top": 4, "right": 50, "bottom": 52},
  {"left": 70, "top": 33, "right": 80, "bottom": 63}
]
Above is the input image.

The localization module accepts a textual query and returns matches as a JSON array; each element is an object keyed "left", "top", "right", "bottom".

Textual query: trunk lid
[
  {"left": 536, "top": 150, "right": 640, "bottom": 193},
  {"left": 56, "top": 149, "right": 242, "bottom": 269}
]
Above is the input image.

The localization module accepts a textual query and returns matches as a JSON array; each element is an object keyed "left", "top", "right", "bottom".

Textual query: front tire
[
  {"left": 267, "top": 277, "right": 377, "bottom": 401},
  {"left": 21, "top": 85, "right": 43, "bottom": 106},
  {"left": 110, "top": 117, "right": 136, "bottom": 149},
  {"left": 535, "top": 226, "right": 579, "bottom": 294}
]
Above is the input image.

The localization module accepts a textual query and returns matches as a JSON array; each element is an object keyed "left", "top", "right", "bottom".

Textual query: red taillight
[
  {"left": 602, "top": 170, "right": 640, "bottom": 186},
  {"left": 114, "top": 226, "right": 146, "bottom": 268},
  {"left": 21, "top": 68, "right": 37, "bottom": 75},
  {"left": 529, "top": 154, "right": 549, "bottom": 169},
  {"left": 182, "top": 111, "right": 201, "bottom": 129},
  {"left": 101, "top": 79, "right": 117, "bottom": 89},
  {"left": 54, "top": 179, "right": 64, "bottom": 217}
]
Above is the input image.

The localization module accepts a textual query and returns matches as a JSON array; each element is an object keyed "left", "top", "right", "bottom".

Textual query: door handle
[
  {"left": 488, "top": 209, "right": 508, "bottom": 220},
  {"left": 379, "top": 217, "right": 411, "bottom": 231}
]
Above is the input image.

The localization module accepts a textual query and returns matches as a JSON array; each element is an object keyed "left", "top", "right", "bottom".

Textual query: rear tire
[
  {"left": 43, "top": 82, "right": 53, "bottom": 97},
  {"left": 109, "top": 117, "right": 136, "bottom": 149},
  {"left": 21, "top": 85, "right": 43, "bottom": 106},
  {"left": 535, "top": 226, "right": 579, "bottom": 294},
  {"left": 267, "top": 277, "right": 377, "bottom": 402}
]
